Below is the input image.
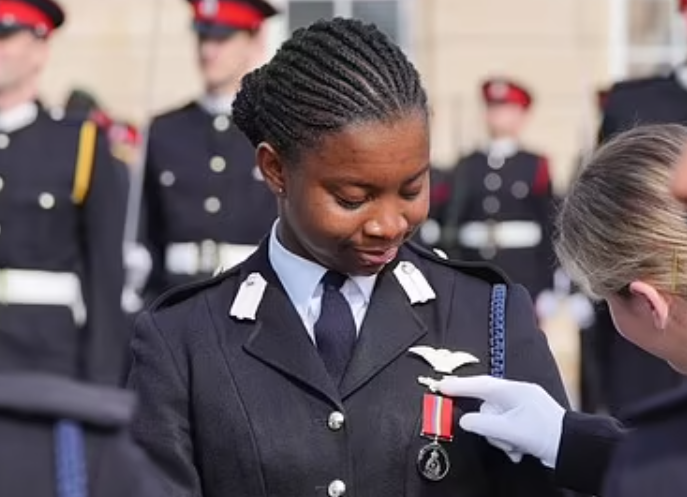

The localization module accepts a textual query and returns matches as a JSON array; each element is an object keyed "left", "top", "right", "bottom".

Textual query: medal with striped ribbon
[{"left": 417, "top": 393, "right": 453, "bottom": 481}]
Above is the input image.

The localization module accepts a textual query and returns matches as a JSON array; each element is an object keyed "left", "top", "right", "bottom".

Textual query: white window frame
[
  {"left": 609, "top": 0, "right": 686, "bottom": 79},
  {"left": 263, "top": 0, "right": 413, "bottom": 61}
]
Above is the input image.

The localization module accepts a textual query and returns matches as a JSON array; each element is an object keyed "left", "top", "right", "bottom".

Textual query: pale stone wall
[
  {"left": 42, "top": 0, "right": 210, "bottom": 122},
  {"left": 40, "top": 0, "right": 611, "bottom": 191},
  {"left": 412, "top": 0, "right": 611, "bottom": 191}
]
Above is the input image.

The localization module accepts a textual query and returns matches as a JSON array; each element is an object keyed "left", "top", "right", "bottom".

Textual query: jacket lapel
[
  {"left": 339, "top": 249, "right": 430, "bottom": 399},
  {"left": 239, "top": 242, "right": 342, "bottom": 408}
]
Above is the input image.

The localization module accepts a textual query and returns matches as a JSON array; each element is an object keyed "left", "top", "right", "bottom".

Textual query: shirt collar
[
  {"left": 198, "top": 93, "right": 235, "bottom": 115},
  {"left": 485, "top": 137, "right": 519, "bottom": 158},
  {"left": 268, "top": 220, "right": 377, "bottom": 308},
  {"left": 0, "top": 101, "right": 38, "bottom": 133}
]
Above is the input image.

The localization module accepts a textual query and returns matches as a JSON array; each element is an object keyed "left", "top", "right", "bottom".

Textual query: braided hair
[{"left": 232, "top": 17, "right": 428, "bottom": 162}]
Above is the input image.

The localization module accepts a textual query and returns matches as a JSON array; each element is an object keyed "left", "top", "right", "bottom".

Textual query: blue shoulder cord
[
  {"left": 489, "top": 284, "right": 507, "bottom": 378},
  {"left": 54, "top": 420, "right": 88, "bottom": 497}
]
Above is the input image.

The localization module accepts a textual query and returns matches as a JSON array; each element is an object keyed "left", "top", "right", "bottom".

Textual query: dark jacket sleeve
[
  {"left": 555, "top": 412, "right": 626, "bottom": 494},
  {"left": 487, "top": 284, "right": 569, "bottom": 497},
  {"left": 127, "top": 311, "right": 201, "bottom": 496},
  {"left": 80, "top": 128, "right": 128, "bottom": 385}
]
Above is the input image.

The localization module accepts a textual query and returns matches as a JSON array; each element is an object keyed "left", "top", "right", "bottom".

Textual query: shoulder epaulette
[
  {"left": 406, "top": 241, "right": 509, "bottom": 285},
  {"left": 150, "top": 264, "right": 242, "bottom": 311},
  {"left": 71, "top": 120, "right": 98, "bottom": 205}
]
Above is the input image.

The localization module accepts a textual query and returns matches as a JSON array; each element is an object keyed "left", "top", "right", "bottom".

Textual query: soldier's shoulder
[
  {"left": 621, "top": 383, "right": 687, "bottom": 427},
  {"left": 41, "top": 107, "right": 95, "bottom": 136},
  {"left": 608, "top": 75, "right": 668, "bottom": 98},
  {"left": 517, "top": 149, "right": 549, "bottom": 163},
  {"left": 405, "top": 242, "right": 509, "bottom": 287},
  {"left": 151, "top": 101, "right": 197, "bottom": 127},
  {"left": 460, "top": 150, "right": 487, "bottom": 162},
  {"left": 148, "top": 266, "right": 242, "bottom": 316}
]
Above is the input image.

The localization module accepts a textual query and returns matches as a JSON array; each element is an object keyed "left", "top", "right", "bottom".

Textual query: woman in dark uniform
[
  {"left": 435, "top": 124, "right": 687, "bottom": 497},
  {"left": 127, "top": 18, "right": 569, "bottom": 497}
]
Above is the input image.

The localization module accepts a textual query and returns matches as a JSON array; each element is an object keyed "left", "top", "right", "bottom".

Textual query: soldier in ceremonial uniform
[
  {"left": 0, "top": 0, "right": 127, "bottom": 385},
  {"left": 441, "top": 78, "right": 555, "bottom": 303},
  {"left": 141, "top": 0, "right": 279, "bottom": 299},
  {"left": 586, "top": 0, "right": 687, "bottom": 416},
  {"left": 128, "top": 18, "right": 569, "bottom": 497}
]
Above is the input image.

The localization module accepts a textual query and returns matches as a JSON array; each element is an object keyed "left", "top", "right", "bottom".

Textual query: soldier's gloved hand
[{"left": 436, "top": 375, "right": 565, "bottom": 468}]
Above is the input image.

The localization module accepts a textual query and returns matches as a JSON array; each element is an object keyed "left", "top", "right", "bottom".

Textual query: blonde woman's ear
[{"left": 629, "top": 281, "right": 670, "bottom": 330}]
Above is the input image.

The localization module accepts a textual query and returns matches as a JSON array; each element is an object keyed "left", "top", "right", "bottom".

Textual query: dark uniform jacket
[
  {"left": 555, "top": 383, "right": 687, "bottom": 497},
  {"left": 0, "top": 104, "right": 127, "bottom": 384},
  {"left": 587, "top": 72, "right": 687, "bottom": 415},
  {"left": 0, "top": 373, "right": 167, "bottom": 497},
  {"left": 442, "top": 149, "right": 555, "bottom": 300},
  {"left": 142, "top": 102, "right": 277, "bottom": 298},
  {"left": 603, "top": 384, "right": 687, "bottom": 497},
  {"left": 128, "top": 239, "right": 569, "bottom": 497}
]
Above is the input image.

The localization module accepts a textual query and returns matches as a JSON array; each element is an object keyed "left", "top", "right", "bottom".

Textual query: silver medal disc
[{"left": 417, "top": 442, "right": 450, "bottom": 481}]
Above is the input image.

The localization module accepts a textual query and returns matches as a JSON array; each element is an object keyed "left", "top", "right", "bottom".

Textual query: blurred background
[{"left": 41, "top": 0, "right": 685, "bottom": 192}]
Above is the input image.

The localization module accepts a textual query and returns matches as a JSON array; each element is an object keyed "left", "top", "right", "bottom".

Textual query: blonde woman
[{"left": 434, "top": 123, "right": 687, "bottom": 497}]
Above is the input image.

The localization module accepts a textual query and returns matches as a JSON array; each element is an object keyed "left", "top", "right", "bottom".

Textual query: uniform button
[
  {"left": 0, "top": 134, "right": 9, "bottom": 149},
  {"left": 159, "top": 170, "right": 175, "bottom": 186},
  {"left": 488, "top": 155, "right": 505, "bottom": 170},
  {"left": 327, "top": 411, "right": 345, "bottom": 431},
  {"left": 327, "top": 479, "right": 346, "bottom": 497},
  {"left": 483, "top": 196, "right": 500, "bottom": 214},
  {"left": 38, "top": 192, "right": 55, "bottom": 209},
  {"left": 210, "top": 156, "right": 226, "bottom": 172},
  {"left": 484, "top": 172, "right": 502, "bottom": 191},
  {"left": 0, "top": 176, "right": 4, "bottom": 191},
  {"left": 204, "top": 196, "right": 221, "bottom": 213},
  {"left": 213, "top": 115, "right": 230, "bottom": 132},
  {"left": 511, "top": 181, "right": 529, "bottom": 199},
  {"left": 479, "top": 247, "right": 496, "bottom": 260}
]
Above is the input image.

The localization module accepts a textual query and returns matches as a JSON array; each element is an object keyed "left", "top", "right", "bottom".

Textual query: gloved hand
[{"left": 436, "top": 375, "right": 565, "bottom": 468}]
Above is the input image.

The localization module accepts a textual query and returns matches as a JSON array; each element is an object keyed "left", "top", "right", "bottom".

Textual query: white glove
[
  {"left": 123, "top": 242, "right": 152, "bottom": 292},
  {"left": 436, "top": 375, "right": 565, "bottom": 468}
]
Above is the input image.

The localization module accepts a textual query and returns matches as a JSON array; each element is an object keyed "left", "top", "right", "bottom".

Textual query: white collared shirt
[
  {"left": 198, "top": 93, "right": 235, "bottom": 115},
  {"left": 268, "top": 221, "right": 377, "bottom": 341},
  {"left": 485, "top": 137, "right": 519, "bottom": 159},
  {"left": 0, "top": 101, "right": 38, "bottom": 133}
]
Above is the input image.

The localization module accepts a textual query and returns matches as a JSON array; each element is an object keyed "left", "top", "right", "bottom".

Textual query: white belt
[
  {"left": 0, "top": 269, "right": 86, "bottom": 324},
  {"left": 458, "top": 221, "right": 542, "bottom": 250},
  {"left": 165, "top": 242, "right": 257, "bottom": 275}
]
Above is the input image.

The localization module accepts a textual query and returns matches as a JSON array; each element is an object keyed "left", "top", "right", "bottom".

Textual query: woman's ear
[
  {"left": 256, "top": 143, "right": 286, "bottom": 197},
  {"left": 629, "top": 281, "right": 670, "bottom": 330}
]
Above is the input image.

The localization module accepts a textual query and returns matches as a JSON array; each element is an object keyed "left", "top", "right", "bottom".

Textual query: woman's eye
[
  {"left": 336, "top": 196, "right": 366, "bottom": 210},
  {"left": 402, "top": 190, "right": 422, "bottom": 200}
]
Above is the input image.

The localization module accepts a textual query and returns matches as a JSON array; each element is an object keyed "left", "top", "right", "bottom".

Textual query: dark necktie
[{"left": 314, "top": 271, "right": 357, "bottom": 383}]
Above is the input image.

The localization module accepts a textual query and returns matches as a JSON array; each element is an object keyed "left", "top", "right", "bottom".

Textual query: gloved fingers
[
  {"left": 458, "top": 411, "right": 523, "bottom": 443},
  {"left": 436, "top": 375, "right": 516, "bottom": 404}
]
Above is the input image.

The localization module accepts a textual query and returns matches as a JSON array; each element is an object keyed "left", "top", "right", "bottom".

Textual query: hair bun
[{"left": 233, "top": 66, "right": 267, "bottom": 147}]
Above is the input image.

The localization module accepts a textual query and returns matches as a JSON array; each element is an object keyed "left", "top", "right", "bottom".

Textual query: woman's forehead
[{"left": 298, "top": 115, "right": 430, "bottom": 180}]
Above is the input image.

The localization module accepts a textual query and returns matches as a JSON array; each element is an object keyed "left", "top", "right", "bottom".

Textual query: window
[
  {"left": 264, "top": 0, "right": 410, "bottom": 55},
  {"left": 610, "top": 0, "right": 686, "bottom": 78}
]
